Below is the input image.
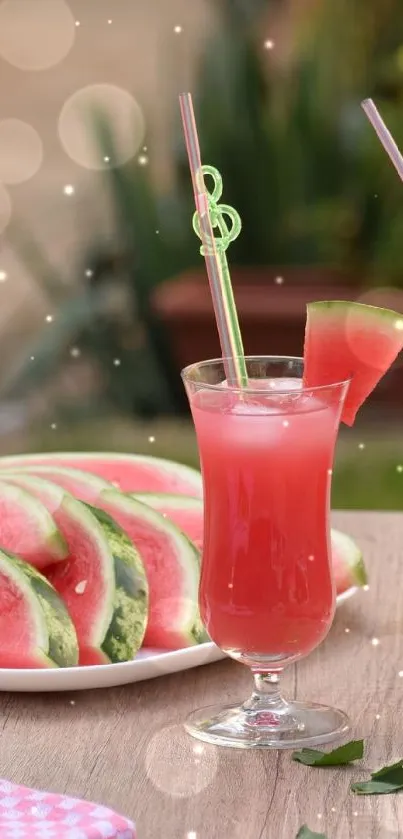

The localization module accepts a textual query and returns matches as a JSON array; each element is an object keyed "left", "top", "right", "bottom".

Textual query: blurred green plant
[{"left": 7, "top": 0, "right": 403, "bottom": 419}]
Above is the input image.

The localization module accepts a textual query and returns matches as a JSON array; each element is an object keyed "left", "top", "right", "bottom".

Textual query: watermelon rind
[
  {"left": 85, "top": 504, "right": 149, "bottom": 663},
  {"left": 0, "top": 549, "right": 78, "bottom": 667},
  {"left": 0, "top": 480, "right": 68, "bottom": 568},
  {"left": 331, "top": 528, "right": 367, "bottom": 587},
  {"left": 309, "top": 300, "right": 403, "bottom": 324},
  {"left": 0, "top": 452, "right": 203, "bottom": 497},
  {"left": 134, "top": 493, "right": 203, "bottom": 511},
  {"left": 98, "top": 490, "right": 207, "bottom": 647}
]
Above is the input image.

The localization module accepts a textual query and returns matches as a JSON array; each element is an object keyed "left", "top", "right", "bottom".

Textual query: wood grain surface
[{"left": 0, "top": 512, "right": 402, "bottom": 839}]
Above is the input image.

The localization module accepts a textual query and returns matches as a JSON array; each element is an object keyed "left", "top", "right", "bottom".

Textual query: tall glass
[{"left": 182, "top": 356, "right": 351, "bottom": 749}]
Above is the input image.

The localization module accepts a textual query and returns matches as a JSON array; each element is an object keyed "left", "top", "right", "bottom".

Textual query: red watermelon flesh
[
  {"left": 134, "top": 494, "right": 204, "bottom": 551},
  {"left": 304, "top": 301, "right": 403, "bottom": 425},
  {"left": 0, "top": 480, "right": 67, "bottom": 570},
  {"left": 97, "top": 489, "right": 205, "bottom": 649},
  {"left": 0, "top": 452, "right": 202, "bottom": 497},
  {"left": 0, "top": 567, "right": 48, "bottom": 668}
]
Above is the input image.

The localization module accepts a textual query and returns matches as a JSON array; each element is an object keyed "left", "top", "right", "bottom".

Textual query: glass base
[{"left": 185, "top": 700, "right": 350, "bottom": 749}]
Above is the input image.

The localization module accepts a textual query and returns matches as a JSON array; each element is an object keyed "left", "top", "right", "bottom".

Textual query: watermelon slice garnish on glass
[{"left": 303, "top": 301, "right": 403, "bottom": 425}]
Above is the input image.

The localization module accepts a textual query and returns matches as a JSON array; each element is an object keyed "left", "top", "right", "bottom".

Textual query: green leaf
[
  {"left": 296, "top": 826, "right": 328, "bottom": 839},
  {"left": 292, "top": 740, "right": 364, "bottom": 767},
  {"left": 351, "top": 759, "right": 403, "bottom": 795}
]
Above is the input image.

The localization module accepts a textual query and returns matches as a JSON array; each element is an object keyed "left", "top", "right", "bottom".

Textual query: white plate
[{"left": 0, "top": 588, "right": 357, "bottom": 692}]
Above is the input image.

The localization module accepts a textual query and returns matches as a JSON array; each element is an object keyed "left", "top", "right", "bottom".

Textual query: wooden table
[{"left": 1, "top": 511, "right": 402, "bottom": 839}]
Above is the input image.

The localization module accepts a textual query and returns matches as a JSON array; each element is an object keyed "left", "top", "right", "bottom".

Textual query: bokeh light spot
[
  {"left": 58, "top": 84, "right": 145, "bottom": 170},
  {"left": 0, "top": 184, "right": 11, "bottom": 234},
  {"left": 145, "top": 724, "right": 218, "bottom": 797},
  {"left": 0, "top": 120, "right": 43, "bottom": 185},
  {"left": 0, "top": 0, "right": 75, "bottom": 71}
]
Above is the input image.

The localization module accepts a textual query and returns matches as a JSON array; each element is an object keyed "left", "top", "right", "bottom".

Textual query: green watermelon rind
[
  {"left": 331, "top": 528, "right": 368, "bottom": 587},
  {"left": 85, "top": 504, "right": 149, "bottom": 663},
  {"left": 0, "top": 549, "right": 79, "bottom": 667},
  {"left": 133, "top": 493, "right": 203, "bottom": 512},
  {"left": 100, "top": 490, "right": 208, "bottom": 646},
  {"left": 308, "top": 300, "right": 403, "bottom": 327},
  {"left": 0, "top": 452, "right": 203, "bottom": 497},
  {"left": 0, "top": 480, "right": 68, "bottom": 562}
]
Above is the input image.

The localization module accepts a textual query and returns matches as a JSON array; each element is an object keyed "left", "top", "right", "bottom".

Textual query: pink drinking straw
[
  {"left": 362, "top": 98, "right": 403, "bottom": 181},
  {"left": 179, "top": 93, "right": 247, "bottom": 387}
]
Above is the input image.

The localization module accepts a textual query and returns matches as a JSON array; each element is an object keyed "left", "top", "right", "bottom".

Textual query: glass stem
[{"left": 243, "top": 670, "right": 287, "bottom": 713}]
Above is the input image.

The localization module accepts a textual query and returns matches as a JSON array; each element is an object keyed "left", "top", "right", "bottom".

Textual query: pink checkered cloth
[{"left": 0, "top": 779, "right": 136, "bottom": 838}]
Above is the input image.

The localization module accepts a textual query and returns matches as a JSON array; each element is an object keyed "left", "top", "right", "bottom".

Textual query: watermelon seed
[{"left": 75, "top": 580, "right": 87, "bottom": 595}]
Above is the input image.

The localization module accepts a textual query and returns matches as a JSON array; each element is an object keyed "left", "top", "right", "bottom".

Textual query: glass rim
[{"left": 181, "top": 355, "right": 352, "bottom": 396}]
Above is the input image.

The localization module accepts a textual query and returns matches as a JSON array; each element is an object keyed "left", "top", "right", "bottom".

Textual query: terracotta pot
[{"left": 153, "top": 268, "right": 403, "bottom": 410}]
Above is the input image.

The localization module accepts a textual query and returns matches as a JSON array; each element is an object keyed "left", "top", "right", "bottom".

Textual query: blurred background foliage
[{"left": 3, "top": 0, "right": 403, "bottom": 509}]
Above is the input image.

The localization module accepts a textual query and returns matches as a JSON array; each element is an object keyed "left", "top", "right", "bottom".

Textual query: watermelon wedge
[
  {"left": 0, "top": 480, "right": 67, "bottom": 570},
  {"left": 2, "top": 474, "right": 148, "bottom": 664},
  {"left": 97, "top": 490, "right": 206, "bottom": 649},
  {"left": 0, "top": 549, "right": 78, "bottom": 668},
  {"left": 0, "top": 452, "right": 202, "bottom": 497},
  {"left": 304, "top": 301, "right": 403, "bottom": 425},
  {"left": 331, "top": 528, "right": 367, "bottom": 593},
  {"left": 2, "top": 465, "right": 112, "bottom": 503},
  {"left": 134, "top": 493, "right": 204, "bottom": 550}
]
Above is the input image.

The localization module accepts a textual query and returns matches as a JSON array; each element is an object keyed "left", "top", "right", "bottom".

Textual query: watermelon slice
[
  {"left": 97, "top": 489, "right": 206, "bottom": 649},
  {"left": 2, "top": 474, "right": 148, "bottom": 664},
  {"left": 331, "top": 528, "right": 367, "bottom": 593},
  {"left": 0, "top": 549, "right": 78, "bottom": 668},
  {"left": 304, "top": 301, "right": 403, "bottom": 425},
  {"left": 2, "top": 465, "right": 112, "bottom": 503},
  {"left": 134, "top": 493, "right": 203, "bottom": 551},
  {"left": 0, "top": 452, "right": 202, "bottom": 497},
  {"left": 0, "top": 480, "right": 67, "bottom": 570}
]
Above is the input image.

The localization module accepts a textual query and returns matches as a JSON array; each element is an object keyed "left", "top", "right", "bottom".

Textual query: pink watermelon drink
[{"left": 184, "top": 358, "right": 349, "bottom": 662}]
